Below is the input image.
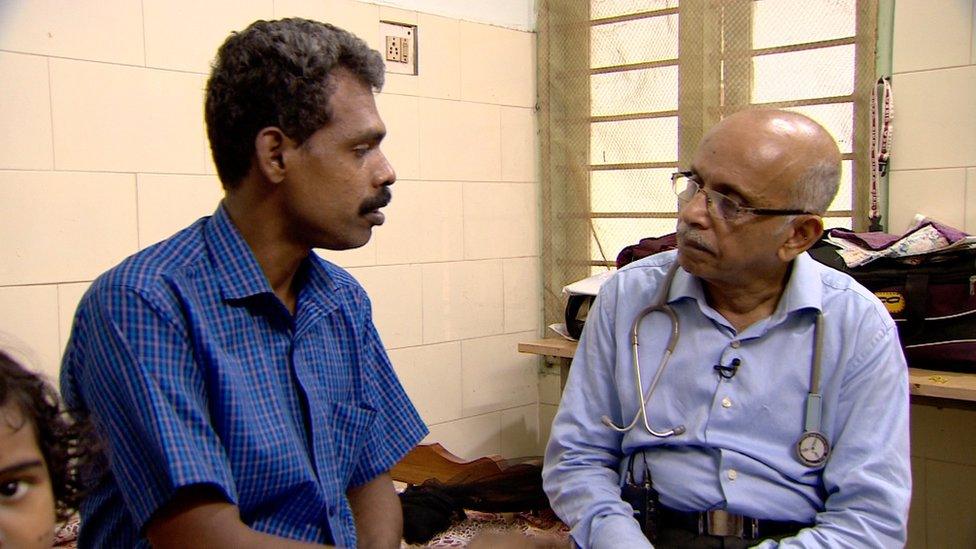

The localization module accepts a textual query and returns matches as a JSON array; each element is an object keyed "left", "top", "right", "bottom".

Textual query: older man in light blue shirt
[{"left": 542, "top": 110, "right": 911, "bottom": 548}]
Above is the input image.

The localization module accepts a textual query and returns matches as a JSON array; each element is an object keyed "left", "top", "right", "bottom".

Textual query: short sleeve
[
  {"left": 63, "top": 284, "right": 237, "bottom": 530},
  {"left": 348, "top": 300, "right": 428, "bottom": 486}
]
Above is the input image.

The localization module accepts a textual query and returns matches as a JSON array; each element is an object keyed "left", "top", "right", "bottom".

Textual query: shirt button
[
  {"left": 722, "top": 397, "right": 732, "bottom": 408},
  {"left": 730, "top": 340, "right": 741, "bottom": 348},
  {"left": 728, "top": 469, "right": 738, "bottom": 481}
]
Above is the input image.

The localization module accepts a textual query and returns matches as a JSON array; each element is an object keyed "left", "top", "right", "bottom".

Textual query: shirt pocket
[{"left": 328, "top": 402, "right": 377, "bottom": 485}]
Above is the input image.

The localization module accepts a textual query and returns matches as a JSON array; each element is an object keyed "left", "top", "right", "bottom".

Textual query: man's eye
[
  {"left": 0, "top": 480, "right": 28, "bottom": 501},
  {"left": 353, "top": 145, "right": 372, "bottom": 157},
  {"left": 719, "top": 197, "right": 742, "bottom": 215},
  {"left": 720, "top": 196, "right": 740, "bottom": 210}
]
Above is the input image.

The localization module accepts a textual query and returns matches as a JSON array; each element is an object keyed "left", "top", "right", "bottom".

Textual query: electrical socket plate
[{"left": 380, "top": 21, "right": 417, "bottom": 75}]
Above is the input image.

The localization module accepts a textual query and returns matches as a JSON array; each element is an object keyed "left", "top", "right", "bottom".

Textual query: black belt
[{"left": 659, "top": 505, "right": 810, "bottom": 540}]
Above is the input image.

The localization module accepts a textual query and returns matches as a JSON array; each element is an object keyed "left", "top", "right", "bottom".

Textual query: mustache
[
  {"left": 359, "top": 187, "right": 392, "bottom": 215},
  {"left": 676, "top": 227, "right": 713, "bottom": 253}
]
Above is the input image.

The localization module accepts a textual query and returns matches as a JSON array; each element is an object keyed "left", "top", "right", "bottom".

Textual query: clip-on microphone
[{"left": 713, "top": 358, "right": 741, "bottom": 379}]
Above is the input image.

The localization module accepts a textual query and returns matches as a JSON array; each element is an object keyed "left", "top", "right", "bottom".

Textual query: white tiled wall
[
  {"left": 418, "top": 260, "right": 505, "bottom": 343},
  {"left": 0, "top": 0, "right": 542, "bottom": 458},
  {"left": 0, "top": 0, "right": 145, "bottom": 65},
  {"left": 0, "top": 52, "right": 53, "bottom": 170},
  {"left": 888, "top": 0, "right": 976, "bottom": 233},
  {"left": 49, "top": 59, "right": 210, "bottom": 174},
  {"left": 891, "top": 2, "right": 976, "bottom": 547},
  {"left": 136, "top": 174, "right": 225, "bottom": 248},
  {"left": 0, "top": 171, "right": 139, "bottom": 285}
]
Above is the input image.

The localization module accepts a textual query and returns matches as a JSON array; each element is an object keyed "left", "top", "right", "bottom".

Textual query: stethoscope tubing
[
  {"left": 602, "top": 260, "right": 826, "bottom": 464},
  {"left": 602, "top": 262, "right": 685, "bottom": 437}
]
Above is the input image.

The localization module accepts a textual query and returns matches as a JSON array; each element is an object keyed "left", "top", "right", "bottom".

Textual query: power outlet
[
  {"left": 379, "top": 21, "right": 417, "bottom": 75},
  {"left": 386, "top": 36, "right": 409, "bottom": 63}
]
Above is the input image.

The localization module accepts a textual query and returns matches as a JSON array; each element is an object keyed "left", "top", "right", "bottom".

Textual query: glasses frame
[{"left": 671, "top": 171, "right": 818, "bottom": 221}]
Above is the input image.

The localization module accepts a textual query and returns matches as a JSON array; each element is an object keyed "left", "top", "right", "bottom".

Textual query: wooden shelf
[
  {"left": 519, "top": 337, "right": 976, "bottom": 403},
  {"left": 518, "top": 337, "right": 577, "bottom": 359},
  {"left": 908, "top": 368, "right": 976, "bottom": 402}
]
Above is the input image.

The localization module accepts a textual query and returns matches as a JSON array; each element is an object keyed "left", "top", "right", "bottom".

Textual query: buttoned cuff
[{"left": 589, "top": 513, "right": 654, "bottom": 549}]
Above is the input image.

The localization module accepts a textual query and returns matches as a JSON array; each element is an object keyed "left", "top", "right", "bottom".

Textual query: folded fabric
[
  {"left": 828, "top": 218, "right": 968, "bottom": 250},
  {"left": 825, "top": 216, "right": 976, "bottom": 267}
]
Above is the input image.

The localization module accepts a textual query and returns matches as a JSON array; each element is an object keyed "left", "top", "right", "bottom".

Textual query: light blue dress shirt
[{"left": 543, "top": 250, "right": 911, "bottom": 548}]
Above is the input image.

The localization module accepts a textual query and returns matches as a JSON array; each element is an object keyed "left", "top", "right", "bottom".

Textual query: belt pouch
[{"left": 621, "top": 452, "right": 659, "bottom": 541}]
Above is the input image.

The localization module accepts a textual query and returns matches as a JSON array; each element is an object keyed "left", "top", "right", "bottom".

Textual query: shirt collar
[
  {"left": 298, "top": 252, "right": 340, "bottom": 318},
  {"left": 204, "top": 202, "right": 276, "bottom": 301},
  {"left": 774, "top": 252, "right": 823, "bottom": 316},
  {"left": 666, "top": 252, "right": 823, "bottom": 318},
  {"left": 667, "top": 263, "right": 703, "bottom": 303},
  {"left": 203, "top": 204, "right": 342, "bottom": 323}
]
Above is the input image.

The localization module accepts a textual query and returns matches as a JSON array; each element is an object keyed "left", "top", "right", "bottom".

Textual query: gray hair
[{"left": 785, "top": 158, "right": 841, "bottom": 215}]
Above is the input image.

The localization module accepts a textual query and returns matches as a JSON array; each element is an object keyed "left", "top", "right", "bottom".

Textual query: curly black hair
[
  {"left": 0, "top": 350, "right": 91, "bottom": 522},
  {"left": 205, "top": 17, "right": 386, "bottom": 188}
]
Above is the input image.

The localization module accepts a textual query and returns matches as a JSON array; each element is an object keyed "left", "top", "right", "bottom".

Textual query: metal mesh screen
[{"left": 538, "top": 0, "right": 878, "bottom": 326}]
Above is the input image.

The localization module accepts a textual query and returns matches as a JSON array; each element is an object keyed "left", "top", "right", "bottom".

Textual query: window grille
[{"left": 538, "top": 0, "right": 878, "bottom": 323}]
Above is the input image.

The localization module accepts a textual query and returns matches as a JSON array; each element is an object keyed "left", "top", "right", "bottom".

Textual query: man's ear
[
  {"left": 777, "top": 215, "right": 824, "bottom": 262},
  {"left": 254, "top": 127, "right": 289, "bottom": 184}
]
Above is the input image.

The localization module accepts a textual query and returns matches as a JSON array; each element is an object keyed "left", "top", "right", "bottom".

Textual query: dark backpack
[{"left": 809, "top": 237, "right": 976, "bottom": 373}]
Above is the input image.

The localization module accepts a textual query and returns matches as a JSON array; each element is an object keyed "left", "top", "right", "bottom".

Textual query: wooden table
[{"left": 519, "top": 337, "right": 976, "bottom": 403}]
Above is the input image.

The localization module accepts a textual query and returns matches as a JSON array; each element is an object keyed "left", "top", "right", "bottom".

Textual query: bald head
[{"left": 698, "top": 109, "right": 842, "bottom": 214}]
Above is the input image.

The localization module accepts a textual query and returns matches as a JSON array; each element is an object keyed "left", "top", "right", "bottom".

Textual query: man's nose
[
  {"left": 678, "top": 187, "right": 710, "bottom": 225},
  {"left": 376, "top": 150, "right": 396, "bottom": 187}
]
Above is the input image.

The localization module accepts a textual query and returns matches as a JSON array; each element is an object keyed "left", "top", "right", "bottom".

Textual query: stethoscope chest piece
[{"left": 796, "top": 430, "right": 830, "bottom": 468}]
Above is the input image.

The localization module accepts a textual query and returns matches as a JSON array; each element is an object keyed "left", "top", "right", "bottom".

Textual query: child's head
[{"left": 0, "top": 350, "right": 85, "bottom": 548}]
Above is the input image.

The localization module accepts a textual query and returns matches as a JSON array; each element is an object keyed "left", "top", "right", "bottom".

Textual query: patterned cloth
[
  {"left": 826, "top": 217, "right": 975, "bottom": 267},
  {"left": 61, "top": 204, "right": 427, "bottom": 548},
  {"left": 403, "top": 510, "right": 570, "bottom": 548},
  {"left": 53, "top": 519, "right": 79, "bottom": 548},
  {"left": 56, "top": 510, "right": 571, "bottom": 549}
]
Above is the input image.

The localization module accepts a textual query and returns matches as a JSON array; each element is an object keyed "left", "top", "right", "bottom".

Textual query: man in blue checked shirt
[{"left": 60, "top": 18, "right": 427, "bottom": 548}]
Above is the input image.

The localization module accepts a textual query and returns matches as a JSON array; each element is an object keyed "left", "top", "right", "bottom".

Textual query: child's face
[{"left": 0, "top": 403, "right": 56, "bottom": 549}]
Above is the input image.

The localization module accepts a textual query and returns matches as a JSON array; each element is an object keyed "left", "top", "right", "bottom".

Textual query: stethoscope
[{"left": 600, "top": 261, "right": 831, "bottom": 468}]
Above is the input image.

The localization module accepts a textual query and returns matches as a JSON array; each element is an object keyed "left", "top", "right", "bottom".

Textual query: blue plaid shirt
[{"left": 61, "top": 204, "right": 427, "bottom": 548}]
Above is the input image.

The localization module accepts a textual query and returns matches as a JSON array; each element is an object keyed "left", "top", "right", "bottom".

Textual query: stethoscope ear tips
[{"left": 600, "top": 415, "right": 617, "bottom": 429}]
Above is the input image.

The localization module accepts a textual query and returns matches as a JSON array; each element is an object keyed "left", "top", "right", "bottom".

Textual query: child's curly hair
[{"left": 0, "top": 349, "right": 91, "bottom": 522}]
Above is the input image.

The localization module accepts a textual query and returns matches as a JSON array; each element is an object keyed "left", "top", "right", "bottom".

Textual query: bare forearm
[
  {"left": 147, "top": 486, "right": 332, "bottom": 549},
  {"left": 347, "top": 472, "right": 402, "bottom": 549}
]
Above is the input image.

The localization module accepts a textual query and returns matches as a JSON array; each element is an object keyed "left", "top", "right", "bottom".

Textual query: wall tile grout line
[{"left": 46, "top": 57, "right": 56, "bottom": 170}]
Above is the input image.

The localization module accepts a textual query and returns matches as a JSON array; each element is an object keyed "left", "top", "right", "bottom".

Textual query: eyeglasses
[{"left": 671, "top": 171, "right": 817, "bottom": 222}]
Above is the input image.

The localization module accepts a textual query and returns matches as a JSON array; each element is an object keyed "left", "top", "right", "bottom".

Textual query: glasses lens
[
  {"left": 673, "top": 173, "right": 744, "bottom": 220},
  {"left": 708, "top": 190, "right": 741, "bottom": 220},
  {"left": 673, "top": 174, "right": 697, "bottom": 202}
]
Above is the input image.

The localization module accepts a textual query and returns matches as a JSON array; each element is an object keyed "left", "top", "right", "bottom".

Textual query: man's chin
[
  {"left": 315, "top": 229, "right": 373, "bottom": 252},
  {"left": 676, "top": 249, "right": 707, "bottom": 276}
]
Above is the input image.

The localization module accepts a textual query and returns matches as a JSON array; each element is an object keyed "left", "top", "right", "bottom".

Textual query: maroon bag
[
  {"left": 616, "top": 233, "right": 677, "bottom": 269},
  {"left": 809, "top": 238, "right": 976, "bottom": 373}
]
